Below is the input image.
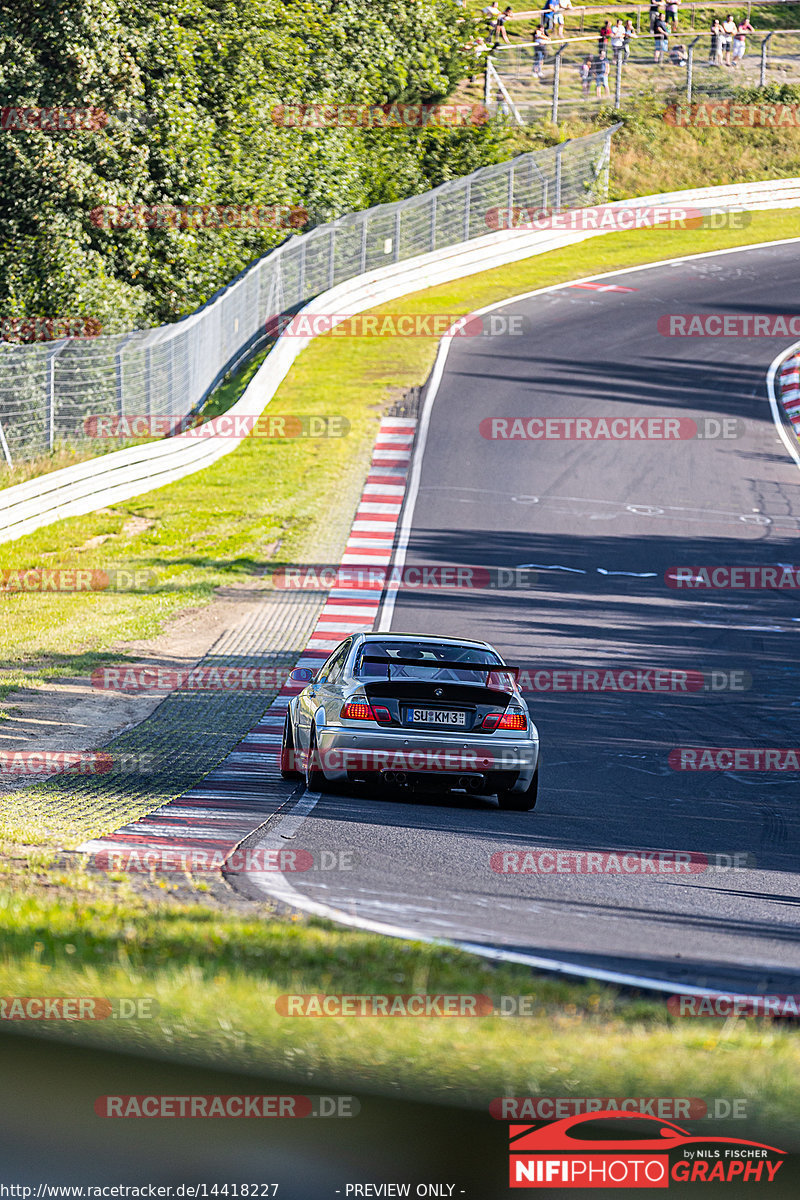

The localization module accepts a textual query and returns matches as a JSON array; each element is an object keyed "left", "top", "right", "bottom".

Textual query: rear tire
[
  {"left": 280, "top": 713, "right": 299, "bottom": 780},
  {"left": 497, "top": 766, "right": 538, "bottom": 812},
  {"left": 305, "top": 729, "right": 329, "bottom": 793}
]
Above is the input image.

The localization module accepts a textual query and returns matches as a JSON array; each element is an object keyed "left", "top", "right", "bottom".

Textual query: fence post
[
  {"left": 637, "top": 6, "right": 641, "bottom": 32},
  {"left": 484, "top": 57, "right": 492, "bottom": 106},
  {"left": 760, "top": 32, "right": 773, "bottom": 87},
  {"left": 507, "top": 159, "right": 515, "bottom": 217},
  {"left": 0, "top": 419, "right": 12, "bottom": 468},
  {"left": 394, "top": 208, "right": 401, "bottom": 262},
  {"left": 687, "top": 35, "right": 701, "bottom": 101},
  {"left": 555, "top": 142, "right": 564, "bottom": 209},
  {"left": 552, "top": 47, "right": 563, "bottom": 125},
  {"left": 115, "top": 333, "right": 136, "bottom": 425},
  {"left": 46, "top": 340, "right": 68, "bottom": 451},
  {"left": 298, "top": 238, "right": 306, "bottom": 300},
  {"left": 464, "top": 178, "right": 472, "bottom": 241},
  {"left": 430, "top": 193, "right": 437, "bottom": 253},
  {"left": 359, "top": 216, "right": 368, "bottom": 275},
  {"left": 614, "top": 48, "right": 623, "bottom": 107},
  {"left": 328, "top": 227, "right": 336, "bottom": 290}
]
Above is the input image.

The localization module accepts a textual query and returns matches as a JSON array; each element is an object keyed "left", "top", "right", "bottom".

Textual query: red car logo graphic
[
  {"left": 511, "top": 1110, "right": 783, "bottom": 1154},
  {"left": 509, "top": 1110, "right": 785, "bottom": 1189}
]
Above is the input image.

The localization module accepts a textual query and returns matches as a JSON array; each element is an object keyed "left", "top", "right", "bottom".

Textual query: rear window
[{"left": 354, "top": 640, "right": 502, "bottom": 684}]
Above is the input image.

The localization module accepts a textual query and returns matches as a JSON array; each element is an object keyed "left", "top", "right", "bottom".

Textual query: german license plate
[{"left": 408, "top": 708, "right": 466, "bottom": 726}]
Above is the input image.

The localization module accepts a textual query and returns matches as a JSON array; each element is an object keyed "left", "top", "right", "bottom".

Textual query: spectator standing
[
  {"left": 580, "top": 54, "right": 592, "bottom": 95},
  {"left": 542, "top": 0, "right": 556, "bottom": 34},
  {"left": 493, "top": 6, "right": 513, "bottom": 45},
  {"left": 721, "top": 13, "right": 737, "bottom": 65},
  {"left": 653, "top": 13, "right": 669, "bottom": 62},
  {"left": 552, "top": 0, "right": 572, "bottom": 40},
  {"left": 708, "top": 18, "right": 722, "bottom": 63},
  {"left": 598, "top": 19, "right": 612, "bottom": 54},
  {"left": 533, "top": 24, "right": 549, "bottom": 77},
  {"left": 595, "top": 51, "right": 610, "bottom": 96},
  {"left": 623, "top": 18, "right": 637, "bottom": 60},
  {"left": 732, "top": 16, "right": 754, "bottom": 66},
  {"left": 669, "top": 41, "right": 687, "bottom": 64},
  {"left": 466, "top": 34, "right": 489, "bottom": 81},
  {"left": 610, "top": 19, "right": 625, "bottom": 62},
  {"left": 665, "top": 0, "right": 680, "bottom": 32},
  {"left": 648, "top": 0, "right": 664, "bottom": 33}
]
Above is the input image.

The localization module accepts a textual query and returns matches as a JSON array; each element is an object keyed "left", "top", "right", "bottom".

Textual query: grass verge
[{"left": 2, "top": 878, "right": 799, "bottom": 1143}]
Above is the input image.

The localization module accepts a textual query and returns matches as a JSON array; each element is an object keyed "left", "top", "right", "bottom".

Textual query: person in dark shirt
[
  {"left": 653, "top": 13, "right": 669, "bottom": 62},
  {"left": 649, "top": 0, "right": 664, "bottom": 32}
]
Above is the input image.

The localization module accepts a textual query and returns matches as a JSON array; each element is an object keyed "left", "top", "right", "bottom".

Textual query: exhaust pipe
[
  {"left": 394, "top": 771, "right": 407, "bottom": 785},
  {"left": 384, "top": 771, "right": 396, "bottom": 785},
  {"left": 458, "top": 775, "right": 484, "bottom": 791}
]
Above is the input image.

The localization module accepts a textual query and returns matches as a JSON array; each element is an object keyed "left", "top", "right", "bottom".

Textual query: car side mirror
[{"left": 289, "top": 667, "right": 316, "bottom": 683}]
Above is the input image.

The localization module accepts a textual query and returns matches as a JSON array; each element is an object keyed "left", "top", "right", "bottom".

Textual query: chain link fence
[
  {"left": 0, "top": 128, "right": 614, "bottom": 469},
  {"left": 487, "top": 28, "right": 800, "bottom": 121}
]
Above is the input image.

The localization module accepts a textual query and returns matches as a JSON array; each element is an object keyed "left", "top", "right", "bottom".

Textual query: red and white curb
[
  {"left": 778, "top": 355, "right": 800, "bottom": 436},
  {"left": 78, "top": 416, "right": 416, "bottom": 870}
]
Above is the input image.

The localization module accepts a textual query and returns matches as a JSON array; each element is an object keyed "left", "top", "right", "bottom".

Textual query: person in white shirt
[
  {"left": 623, "top": 19, "right": 637, "bottom": 60},
  {"left": 552, "top": 0, "right": 572, "bottom": 39},
  {"left": 610, "top": 19, "right": 625, "bottom": 62},
  {"left": 721, "top": 13, "right": 737, "bottom": 65}
]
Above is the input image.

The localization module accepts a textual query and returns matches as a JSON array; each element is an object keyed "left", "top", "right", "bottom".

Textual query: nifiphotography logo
[{"left": 508, "top": 1111, "right": 785, "bottom": 1188}]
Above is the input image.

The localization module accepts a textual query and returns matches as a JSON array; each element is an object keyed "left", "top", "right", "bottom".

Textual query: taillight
[
  {"left": 482, "top": 710, "right": 527, "bottom": 731},
  {"left": 342, "top": 702, "right": 374, "bottom": 720},
  {"left": 341, "top": 702, "right": 392, "bottom": 724}
]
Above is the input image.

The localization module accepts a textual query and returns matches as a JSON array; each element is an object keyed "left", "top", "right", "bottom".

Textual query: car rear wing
[{"left": 359, "top": 655, "right": 519, "bottom": 689}]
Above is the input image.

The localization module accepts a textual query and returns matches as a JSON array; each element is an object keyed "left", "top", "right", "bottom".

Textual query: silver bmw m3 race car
[{"left": 280, "top": 632, "right": 540, "bottom": 811}]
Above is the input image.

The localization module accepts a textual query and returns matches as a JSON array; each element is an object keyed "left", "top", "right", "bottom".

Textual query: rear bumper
[{"left": 315, "top": 726, "right": 539, "bottom": 792}]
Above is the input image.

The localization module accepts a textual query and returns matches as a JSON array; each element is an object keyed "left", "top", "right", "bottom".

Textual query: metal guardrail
[
  {"left": 0, "top": 131, "right": 613, "bottom": 468},
  {"left": 4, "top": 169, "right": 800, "bottom": 548}
]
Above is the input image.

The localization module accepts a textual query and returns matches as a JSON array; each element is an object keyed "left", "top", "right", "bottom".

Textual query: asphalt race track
[{"left": 247, "top": 242, "right": 800, "bottom": 995}]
